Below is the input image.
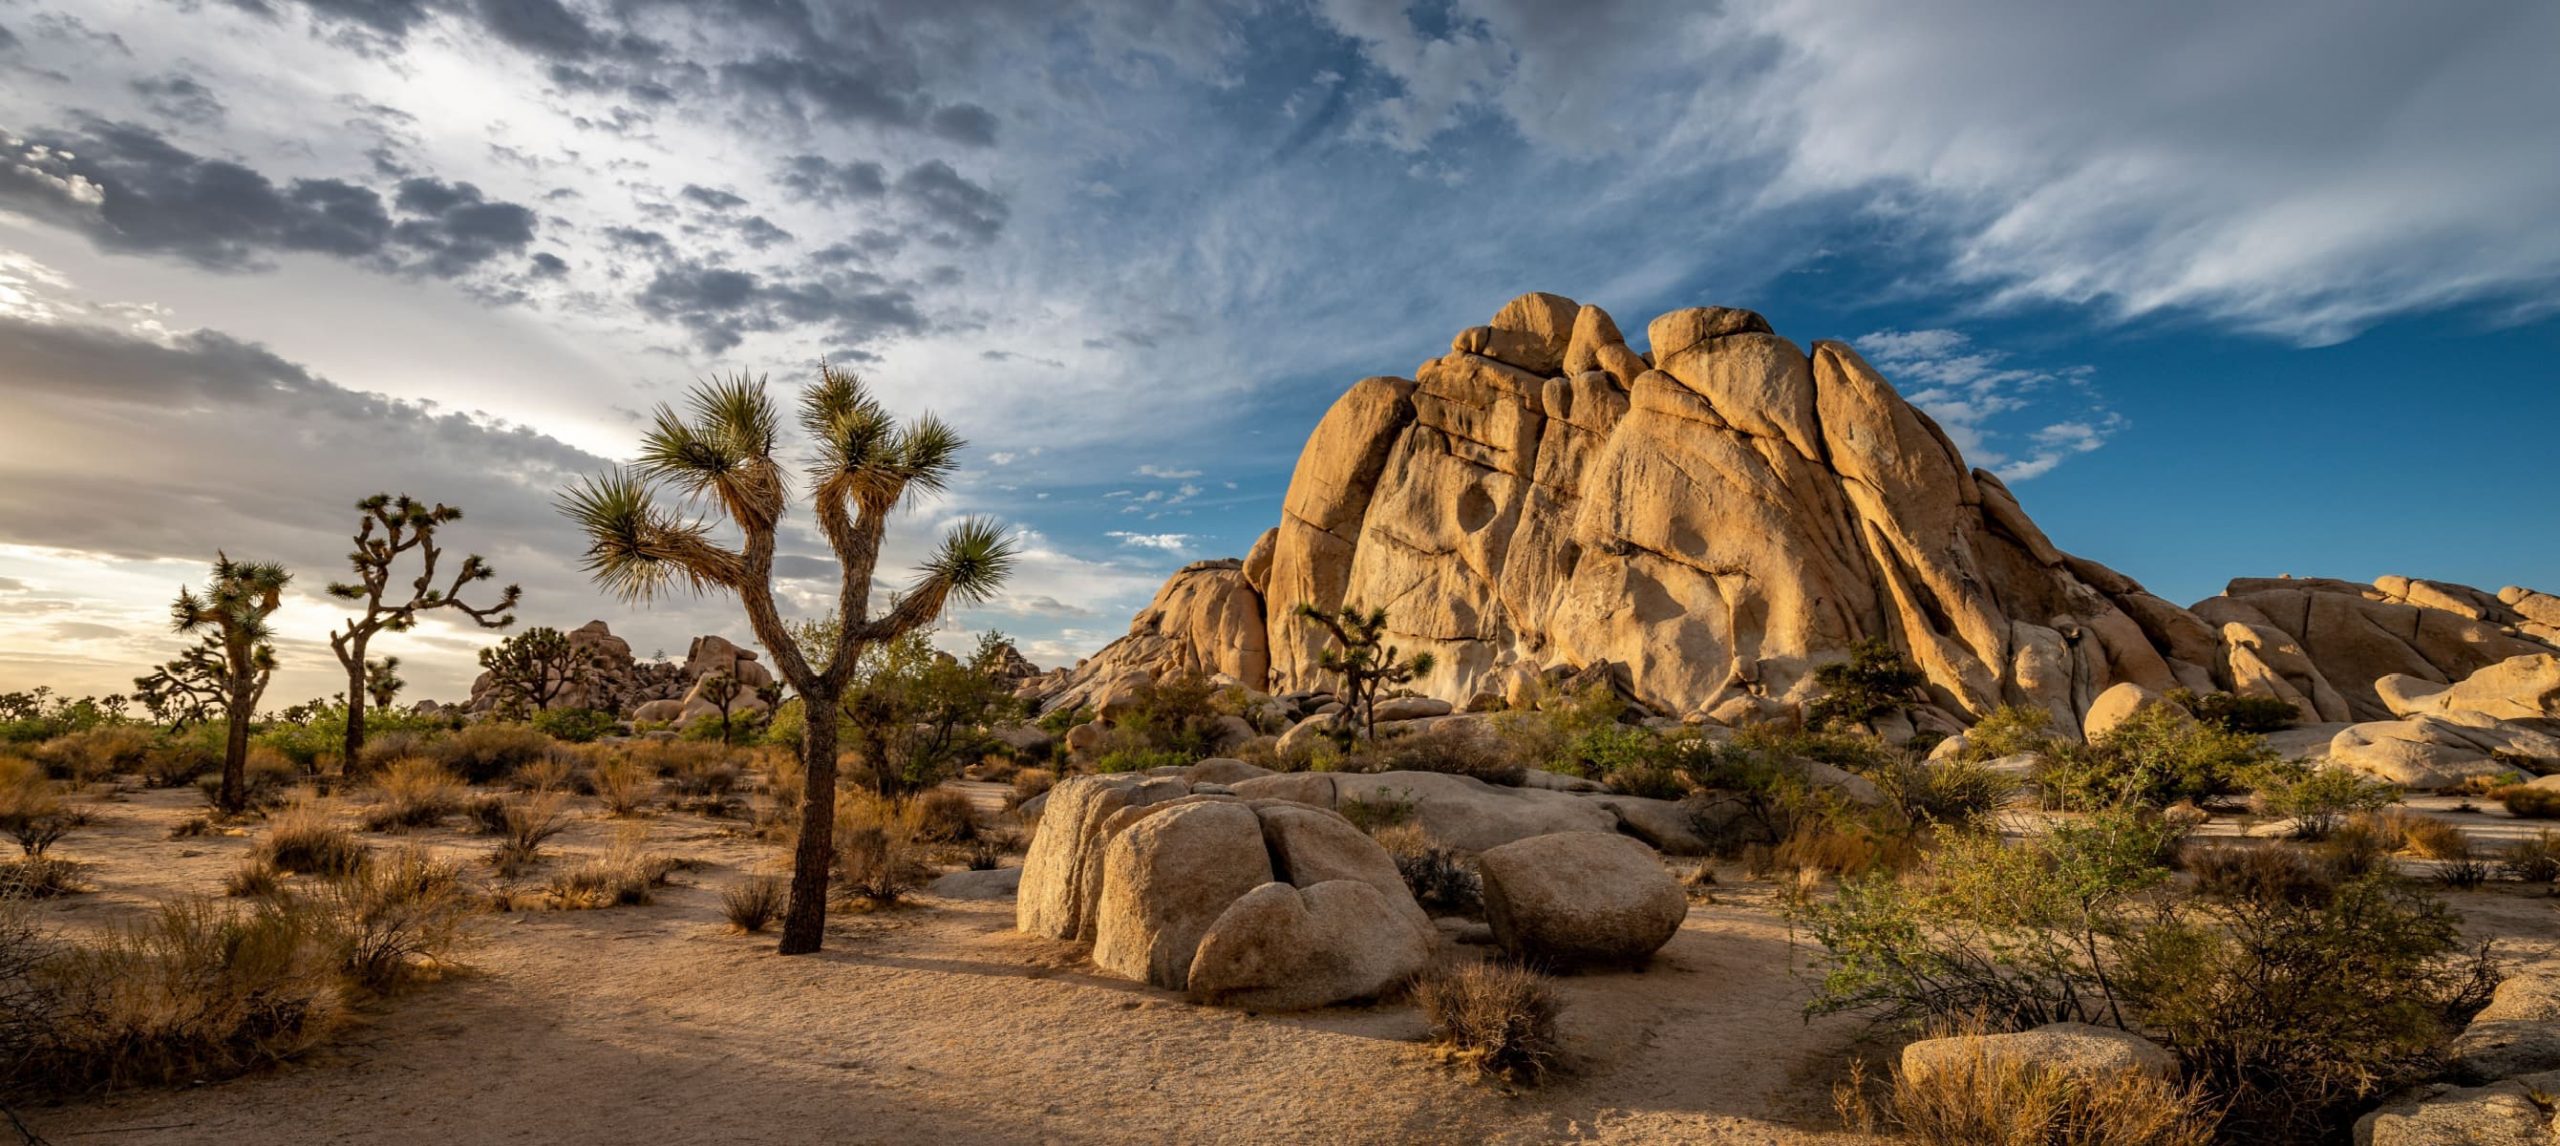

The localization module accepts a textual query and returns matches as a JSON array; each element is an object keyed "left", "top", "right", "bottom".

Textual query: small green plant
[
  {"left": 1339, "top": 788, "right": 1418, "bottom": 832},
  {"left": 531, "top": 707, "right": 618, "bottom": 744},
  {"left": 2250, "top": 761, "right": 2398, "bottom": 839},
  {"left": 1414, "top": 962, "right": 1562, "bottom": 1084},
  {"left": 2166, "top": 688, "right": 2300, "bottom": 734},
  {"left": 1959, "top": 705, "right": 2059, "bottom": 763},
  {"left": 2034, "top": 704, "right": 2277, "bottom": 811}
]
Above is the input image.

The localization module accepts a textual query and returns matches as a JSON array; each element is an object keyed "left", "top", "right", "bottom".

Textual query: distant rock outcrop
[
  {"left": 464, "top": 620, "right": 776, "bottom": 719},
  {"left": 1036, "top": 292, "right": 2560, "bottom": 767}
]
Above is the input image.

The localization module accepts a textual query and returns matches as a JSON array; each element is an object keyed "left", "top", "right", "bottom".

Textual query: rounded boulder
[{"left": 1477, "top": 831, "right": 1683, "bottom": 969}]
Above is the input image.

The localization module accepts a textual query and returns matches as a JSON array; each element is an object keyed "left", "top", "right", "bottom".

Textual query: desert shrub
[
  {"left": 831, "top": 793, "right": 927, "bottom": 906},
  {"left": 1340, "top": 787, "right": 1418, "bottom": 833},
  {"left": 1092, "top": 745, "right": 1190, "bottom": 774},
  {"left": 2166, "top": 688, "right": 2300, "bottom": 735},
  {"left": 140, "top": 727, "right": 224, "bottom": 788},
  {"left": 2355, "top": 808, "right": 2471, "bottom": 859},
  {"left": 1803, "top": 810, "right": 2188, "bottom": 1030},
  {"left": 1772, "top": 821, "right": 1923, "bottom": 880},
  {"left": 461, "top": 794, "right": 508, "bottom": 835},
  {"left": 2035, "top": 705, "right": 2277, "bottom": 811},
  {"left": 2118, "top": 872, "right": 2497, "bottom": 1141},
  {"left": 1354, "top": 721, "right": 1529, "bottom": 787},
  {"left": 489, "top": 790, "right": 572, "bottom": 875},
  {"left": 590, "top": 752, "right": 654, "bottom": 816},
  {"left": 1603, "top": 762, "right": 1691, "bottom": 801},
  {"left": 1960, "top": 705, "right": 2060, "bottom": 764},
  {"left": 355, "top": 729, "right": 436, "bottom": 776},
  {"left": 2495, "top": 783, "right": 2560, "bottom": 820},
  {"left": 2250, "top": 762, "right": 2398, "bottom": 839},
  {"left": 723, "top": 874, "right": 787, "bottom": 933},
  {"left": 1034, "top": 703, "right": 1093, "bottom": 738},
  {"left": 434, "top": 723, "right": 559, "bottom": 785},
  {"left": 512, "top": 752, "right": 576, "bottom": 793},
  {"left": 2436, "top": 854, "right": 2491, "bottom": 891},
  {"left": 29, "top": 895, "right": 351, "bottom": 1094},
  {"left": 252, "top": 801, "right": 368, "bottom": 877},
  {"left": 548, "top": 828, "right": 687, "bottom": 909},
  {"left": 224, "top": 859, "right": 283, "bottom": 899},
  {"left": 321, "top": 847, "right": 471, "bottom": 991},
  {"left": 1730, "top": 725, "right": 1899, "bottom": 775},
  {"left": 833, "top": 631, "right": 1027, "bottom": 796},
  {"left": 2182, "top": 843, "right": 2342, "bottom": 907},
  {"left": 1806, "top": 637, "right": 1924, "bottom": 730},
  {"left": 661, "top": 755, "right": 742, "bottom": 817},
  {"left": 1414, "top": 962, "right": 1562, "bottom": 1084},
  {"left": 959, "top": 830, "right": 1020, "bottom": 871},
  {"left": 0, "top": 756, "right": 82, "bottom": 857},
  {"left": 36, "top": 725, "right": 156, "bottom": 784},
  {"left": 531, "top": 707, "right": 617, "bottom": 744},
  {"left": 2316, "top": 817, "right": 2393, "bottom": 879},
  {"left": 1008, "top": 768, "right": 1055, "bottom": 810},
  {"left": 1489, "top": 682, "right": 1625, "bottom": 773},
  {"left": 359, "top": 758, "right": 464, "bottom": 832},
  {"left": 2498, "top": 830, "right": 2560, "bottom": 884},
  {"left": 913, "top": 787, "right": 978, "bottom": 843},
  {"left": 1837, "top": 1040, "right": 2219, "bottom": 1146},
  {"left": 1873, "top": 758, "right": 2016, "bottom": 830},
  {"left": 1372, "top": 822, "right": 1480, "bottom": 915},
  {"left": 0, "top": 855, "right": 85, "bottom": 898}
]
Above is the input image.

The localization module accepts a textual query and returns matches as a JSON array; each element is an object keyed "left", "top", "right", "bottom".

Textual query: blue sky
[{"left": 0, "top": 0, "right": 2553, "bottom": 703}]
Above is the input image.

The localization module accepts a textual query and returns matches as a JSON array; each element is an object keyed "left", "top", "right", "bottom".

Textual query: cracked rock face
[{"left": 1038, "top": 292, "right": 2559, "bottom": 739}]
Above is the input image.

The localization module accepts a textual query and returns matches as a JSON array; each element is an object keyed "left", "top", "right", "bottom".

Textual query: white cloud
[
  {"left": 1855, "top": 328, "right": 2119, "bottom": 481},
  {"left": 1105, "top": 531, "right": 1192, "bottom": 553},
  {"left": 1136, "top": 464, "right": 1201, "bottom": 479}
]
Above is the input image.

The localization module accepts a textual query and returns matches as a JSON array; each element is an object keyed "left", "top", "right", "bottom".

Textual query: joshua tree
[
  {"left": 327, "top": 494, "right": 519, "bottom": 770},
  {"left": 157, "top": 555, "right": 291, "bottom": 813},
  {"left": 1293, "top": 602, "right": 1437, "bottom": 741},
  {"left": 477, "top": 626, "right": 590, "bottom": 716},
  {"left": 364, "top": 656, "right": 406, "bottom": 711},
  {"left": 134, "top": 636, "right": 230, "bottom": 729},
  {"left": 697, "top": 670, "right": 743, "bottom": 744},
  {"left": 560, "top": 369, "right": 1015, "bottom": 954}
]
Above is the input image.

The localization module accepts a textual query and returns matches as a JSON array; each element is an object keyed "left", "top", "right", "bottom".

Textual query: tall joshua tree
[
  {"left": 561, "top": 369, "right": 1015, "bottom": 955},
  {"left": 327, "top": 494, "right": 519, "bottom": 770},
  {"left": 365, "top": 657, "right": 406, "bottom": 710},
  {"left": 1294, "top": 602, "right": 1437, "bottom": 742},
  {"left": 166, "top": 555, "right": 291, "bottom": 813}
]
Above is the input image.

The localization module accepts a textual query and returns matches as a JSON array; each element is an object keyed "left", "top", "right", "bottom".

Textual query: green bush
[
  {"left": 1035, "top": 703, "right": 1093, "bottom": 738},
  {"left": 1959, "top": 705, "right": 2060, "bottom": 763},
  {"left": 2167, "top": 688, "right": 2300, "bottom": 734},
  {"left": 1873, "top": 757, "right": 2016, "bottom": 830},
  {"left": 2251, "top": 761, "right": 2398, "bottom": 839},
  {"left": 531, "top": 707, "right": 618, "bottom": 744},
  {"left": 1093, "top": 746, "right": 1189, "bottom": 774},
  {"left": 2034, "top": 705, "right": 2278, "bottom": 810},
  {"left": 1488, "top": 682, "right": 1624, "bottom": 774},
  {"left": 1806, "top": 637, "right": 1924, "bottom": 730}
]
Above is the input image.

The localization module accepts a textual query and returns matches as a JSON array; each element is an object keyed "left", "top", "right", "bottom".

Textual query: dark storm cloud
[
  {"left": 776, "top": 155, "right": 886, "bottom": 205},
  {"left": 732, "top": 216, "right": 794, "bottom": 250},
  {"left": 894, "top": 160, "right": 1007, "bottom": 245},
  {"left": 680, "top": 184, "right": 746, "bottom": 211},
  {"left": 130, "top": 74, "right": 226, "bottom": 125},
  {"left": 715, "top": 53, "right": 998, "bottom": 145},
  {"left": 0, "top": 121, "right": 538, "bottom": 278},
  {"left": 636, "top": 260, "right": 925, "bottom": 354}
]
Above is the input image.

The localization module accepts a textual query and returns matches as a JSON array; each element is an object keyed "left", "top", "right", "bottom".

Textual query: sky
[{"left": 0, "top": 0, "right": 2555, "bottom": 706}]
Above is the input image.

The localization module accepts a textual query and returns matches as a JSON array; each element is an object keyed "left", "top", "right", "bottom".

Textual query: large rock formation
[
  {"left": 1039, "top": 292, "right": 2560, "bottom": 748},
  {"left": 464, "top": 621, "right": 778, "bottom": 719}
]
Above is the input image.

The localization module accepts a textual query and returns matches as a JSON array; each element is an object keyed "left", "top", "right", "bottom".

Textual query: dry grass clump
[
  {"left": 488, "top": 790, "right": 572, "bottom": 876},
  {"left": 10, "top": 862, "right": 473, "bottom": 1099},
  {"left": 36, "top": 725, "right": 156, "bottom": 784},
  {"left": 318, "top": 847, "right": 473, "bottom": 991},
  {"left": 590, "top": 752, "right": 655, "bottom": 816},
  {"left": 196, "top": 747, "right": 297, "bottom": 811},
  {"left": 832, "top": 792, "right": 927, "bottom": 907},
  {"left": 1356, "top": 722, "right": 1528, "bottom": 787},
  {"left": 0, "top": 854, "right": 86, "bottom": 898},
  {"left": 139, "top": 733, "right": 222, "bottom": 789},
  {"left": 2349, "top": 808, "right": 2472, "bottom": 859},
  {"left": 1834, "top": 1047, "right": 2219, "bottom": 1146},
  {"left": 511, "top": 753, "right": 576, "bottom": 794},
  {"left": 913, "top": 786, "right": 979, "bottom": 843},
  {"left": 546, "top": 827, "right": 693, "bottom": 910},
  {"left": 225, "top": 858, "right": 285, "bottom": 899},
  {"left": 2, "top": 755, "right": 85, "bottom": 857},
  {"left": 1415, "top": 962, "right": 1563, "bottom": 1085},
  {"left": 252, "top": 800, "right": 368, "bottom": 877},
  {"left": 722, "top": 874, "right": 788, "bottom": 933},
  {"left": 433, "top": 723, "right": 560, "bottom": 785},
  {"left": 2494, "top": 784, "right": 2560, "bottom": 820},
  {"left": 1766, "top": 822, "right": 1921, "bottom": 880},
  {"left": 659, "top": 749, "right": 743, "bottom": 816},
  {"left": 2182, "top": 843, "right": 2340, "bottom": 906},
  {"left": 355, "top": 729, "right": 435, "bottom": 776},
  {"left": 1373, "top": 822, "right": 1481, "bottom": 916},
  {"left": 2499, "top": 829, "right": 2560, "bottom": 884},
  {"left": 359, "top": 758, "right": 465, "bottom": 832}
]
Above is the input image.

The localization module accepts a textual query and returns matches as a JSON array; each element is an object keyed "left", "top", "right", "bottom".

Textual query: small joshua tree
[
  {"left": 365, "top": 656, "right": 406, "bottom": 710},
  {"left": 477, "top": 626, "right": 591, "bottom": 717},
  {"left": 152, "top": 555, "right": 291, "bottom": 813},
  {"left": 560, "top": 369, "right": 1015, "bottom": 955},
  {"left": 697, "top": 669, "right": 742, "bottom": 744},
  {"left": 1293, "top": 602, "right": 1436, "bottom": 741},
  {"left": 327, "top": 494, "right": 519, "bottom": 770}
]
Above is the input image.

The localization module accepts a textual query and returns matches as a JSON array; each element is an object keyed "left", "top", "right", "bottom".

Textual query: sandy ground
[
  {"left": 19, "top": 781, "right": 2560, "bottom": 1145},
  {"left": 21, "top": 781, "right": 1883, "bottom": 1146}
]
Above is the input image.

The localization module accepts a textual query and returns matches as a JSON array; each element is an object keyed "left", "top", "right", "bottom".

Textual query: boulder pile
[{"left": 461, "top": 622, "right": 778, "bottom": 721}]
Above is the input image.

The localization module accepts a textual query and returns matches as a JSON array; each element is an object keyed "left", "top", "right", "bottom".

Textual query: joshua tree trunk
[
  {"left": 221, "top": 684, "right": 254, "bottom": 812},
  {"left": 780, "top": 689, "right": 841, "bottom": 954},
  {"left": 339, "top": 630, "right": 371, "bottom": 773}
]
